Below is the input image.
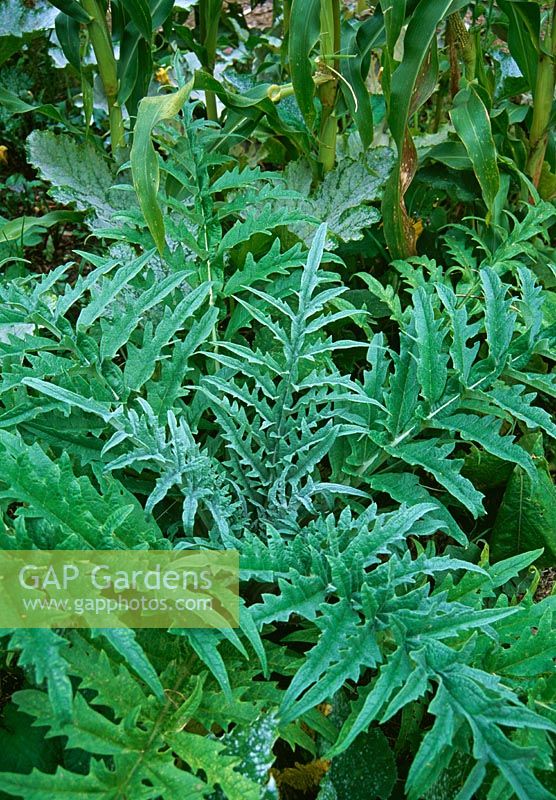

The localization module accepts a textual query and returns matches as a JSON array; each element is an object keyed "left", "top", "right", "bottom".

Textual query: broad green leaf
[
  {"left": 123, "top": 0, "right": 152, "bottom": 39},
  {"left": 384, "top": 438, "right": 485, "bottom": 517},
  {"left": 0, "top": 760, "right": 128, "bottom": 799},
  {"left": 93, "top": 628, "right": 164, "bottom": 700},
  {"left": 276, "top": 149, "right": 392, "bottom": 247},
  {"left": 252, "top": 575, "right": 325, "bottom": 626},
  {"left": 179, "top": 630, "right": 232, "bottom": 700},
  {"left": 481, "top": 266, "right": 516, "bottom": 370},
  {"left": 100, "top": 270, "right": 190, "bottom": 360},
  {"left": 385, "top": 326, "right": 419, "bottom": 436},
  {"left": 48, "top": 0, "right": 91, "bottom": 23},
  {"left": 54, "top": 12, "right": 81, "bottom": 72},
  {"left": 450, "top": 85, "right": 500, "bottom": 222},
  {"left": 168, "top": 731, "right": 260, "bottom": 800},
  {"left": 131, "top": 79, "right": 193, "bottom": 252},
  {"left": 27, "top": 130, "right": 132, "bottom": 229},
  {"left": 368, "top": 473, "right": 467, "bottom": 544},
  {"left": 124, "top": 282, "right": 211, "bottom": 391},
  {"left": 437, "top": 283, "right": 481, "bottom": 385},
  {"left": 117, "top": 26, "right": 147, "bottom": 107},
  {"left": 192, "top": 69, "right": 307, "bottom": 148},
  {"left": 0, "top": 87, "right": 73, "bottom": 129},
  {"left": 219, "top": 712, "right": 279, "bottom": 792},
  {"left": 489, "top": 606, "right": 556, "bottom": 681},
  {"left": 0, "top": 431, "right": 163, "bottom": 549},
  {"left": 497, "top": 0, "right": 540, "bottom": 91},
  {"left": 406, "top": 690, "right": 459, "bottom": 798},
  {"left": 324, "top": 729, "right": 397, "bottom": 800},
  {"left": 150, "top": 0, "right": 174, "bottom": 27},
  {"left": 0, "top": 209, "right": 83, "bottom": 243},
  {"left": 280, "top": 602, "right": 378, "bottom": 723},
  {"left": 413, "top": 287, "right": 448, "bottom": 406},
  {"left": 339, "top": 14, "right": 384, "bottom": 149},
  {"left": 288, "top": 0, "right": 321, "bottom": 128},
  {"left": 15, "top": 690, "right": 146, "bottom": 755},
  {"left": 490, "top": 434, "right": 556, "bottom": 566},
  {"left": 76, "top": 249, "right": 155, "bottom": 330},
  {"left": 328, "top": 648, "right": 411, "bottom": 757},
  {"left": 486, "top": 385, "right": 556, "bottom": 439},
  {"left": 22, "top": 379, "right": 115, "bottom": 422},
  {"left": 428, "top": 140, "right": 473, "bottom": 170},
  {"left": 382, "top": 0, "right": 468, "bottom": 258},
  {"left": 433, "top": 413, "right": 536, "bottom": 479},
  {"left": 7, "top": 630, "right": 72, "bottom": 723}
]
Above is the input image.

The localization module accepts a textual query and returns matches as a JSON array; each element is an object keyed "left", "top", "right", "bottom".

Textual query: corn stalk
[
  {"left": 527, "top": 1, "right": 556, "bottom": 186},
  {"left": 316, "top": 0, "right": 341, "bottom": 172},
  {"left": 289, "top": 0, "right": 341, "bottom": 174},
  {"left": 199, "top": 0, "right": 223, "bottom": 122},
  {"left": 80, "top": 0, "right": 125, "bottom": 159}
]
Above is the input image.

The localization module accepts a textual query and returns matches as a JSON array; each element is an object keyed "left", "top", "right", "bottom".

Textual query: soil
[
  {"left": 240, "top": 0, "right": 274, "bottom": 29},
  {"left": 0, "top": 178, "right": 92, "bottom": 274},
  {"left": 535, "top": 568, "right": 556, "bottom": 601}
]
